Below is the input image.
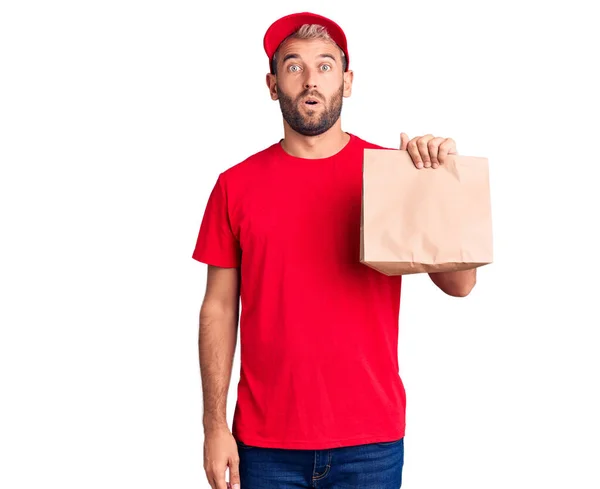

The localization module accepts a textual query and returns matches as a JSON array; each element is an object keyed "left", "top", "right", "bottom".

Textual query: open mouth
[{"left": 304, "top": 99, "right": 319, "bottom": 105}]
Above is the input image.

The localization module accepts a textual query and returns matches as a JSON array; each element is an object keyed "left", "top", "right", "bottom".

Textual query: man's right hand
[{"left": 203, "top": 427, "right": 241, "bottom": 489}]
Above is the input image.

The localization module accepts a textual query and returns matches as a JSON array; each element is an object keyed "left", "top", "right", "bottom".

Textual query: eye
[
  {"left": 320, "top": 64, "right": 332, "bottom": 71},
  {"left": 288, "top": 64, "right": 301, "bottom": 73}
]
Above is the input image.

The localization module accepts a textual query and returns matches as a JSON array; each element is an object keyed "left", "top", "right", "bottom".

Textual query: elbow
[
  {"left": 449, "top": 281, "right": 476, "bottom": 297},
  {"left": 430, "top": 269, "right": 478, "bottom": 297},
  {"left": 449, "top": 286, "right": 473, "bottom": 297},
  {"left": 445, "top": 277, "right": 477, "bottom": 297}
]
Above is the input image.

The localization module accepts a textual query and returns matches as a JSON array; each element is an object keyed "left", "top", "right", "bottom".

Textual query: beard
[{"left": 276, "top": 83, "right": 344, "bottom": 137}]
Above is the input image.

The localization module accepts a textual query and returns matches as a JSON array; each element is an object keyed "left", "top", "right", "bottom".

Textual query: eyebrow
[{"left": 281, "top": 53, "right": 337, "bottom": 64}]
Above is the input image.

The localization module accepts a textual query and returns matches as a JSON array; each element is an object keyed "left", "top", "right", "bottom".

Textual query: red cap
[{"left": 263, "top": 12, "right": 349, "bottom": 73}]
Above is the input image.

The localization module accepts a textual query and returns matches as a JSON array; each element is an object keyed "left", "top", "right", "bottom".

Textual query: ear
[
  {"left": 343, "top": 70, "right": 353, "bottom": 98},
  {"left": 266, "top": 73, "right": 278, "bottom": 100}
]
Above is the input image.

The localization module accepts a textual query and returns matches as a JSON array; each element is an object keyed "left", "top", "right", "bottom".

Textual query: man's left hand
[{"left": 400, "top": 132, "right": 458, "bottom": 169}]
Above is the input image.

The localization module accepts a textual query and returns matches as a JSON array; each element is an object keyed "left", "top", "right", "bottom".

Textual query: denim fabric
[{"left": 236, "top": 437, "right": 404, "bottom": 488}]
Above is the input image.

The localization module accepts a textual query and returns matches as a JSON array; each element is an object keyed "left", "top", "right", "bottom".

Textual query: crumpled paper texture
[{"left": 360, "top": 148, "right": 493, "bottom": 276}]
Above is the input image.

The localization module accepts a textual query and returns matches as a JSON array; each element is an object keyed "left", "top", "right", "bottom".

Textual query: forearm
[
  {"left": 198, "top": 306, "right": 238, "bottom": 434},
  {"left": 428, "top": 268, "right": 477, "bottom": 297}
]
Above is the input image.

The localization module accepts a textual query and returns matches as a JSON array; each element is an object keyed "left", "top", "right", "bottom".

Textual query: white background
[{"left": 1, "top": 0, "right": 599, "bottom": 488}]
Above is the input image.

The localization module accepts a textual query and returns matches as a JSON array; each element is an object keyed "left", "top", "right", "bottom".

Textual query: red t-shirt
[{"left": 192, "top": 132, "right": 406, "bottom": 449}]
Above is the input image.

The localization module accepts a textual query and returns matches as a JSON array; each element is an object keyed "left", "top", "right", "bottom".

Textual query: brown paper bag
[{"left": 360, "top": 148, "right": 493, "bottom": 275}]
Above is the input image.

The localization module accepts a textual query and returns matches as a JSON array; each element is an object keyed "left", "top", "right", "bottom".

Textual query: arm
[
  {"left": 198, "top": 264, "right": 240, "bottom": 434},
  {"left": 428, "top": 268, "right": 476, "bottom": 297}
]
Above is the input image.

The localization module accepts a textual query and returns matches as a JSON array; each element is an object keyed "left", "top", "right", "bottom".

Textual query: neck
[{"left": 279, "top": 120, "right": 349, "bottom": 159}]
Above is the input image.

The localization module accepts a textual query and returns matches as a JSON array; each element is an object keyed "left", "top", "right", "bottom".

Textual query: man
[{"left": 193, "top": 11, "right": 476, "bottom": 489}]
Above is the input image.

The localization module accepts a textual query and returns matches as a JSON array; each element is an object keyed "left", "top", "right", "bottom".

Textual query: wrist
[{"left": 203, "top": 418, "right": 229, "bottom": 434}]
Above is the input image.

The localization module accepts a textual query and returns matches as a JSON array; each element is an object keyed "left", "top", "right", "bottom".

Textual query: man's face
[{"left": 267, "top": 38, "right": 353, "bottom": 136}]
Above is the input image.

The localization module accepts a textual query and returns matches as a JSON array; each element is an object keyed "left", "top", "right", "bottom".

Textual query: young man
[{"left": 193, "top": 11, "right": 476, "bottom": 489}]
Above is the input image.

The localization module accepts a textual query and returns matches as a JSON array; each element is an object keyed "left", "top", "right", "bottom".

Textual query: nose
[{"left": 303, "top": 66, "right": 318, "bottom": 89}]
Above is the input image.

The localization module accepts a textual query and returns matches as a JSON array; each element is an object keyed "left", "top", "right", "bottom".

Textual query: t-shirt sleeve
[{"left": 191, "top": 174, "right": 241, "bottom": 268}]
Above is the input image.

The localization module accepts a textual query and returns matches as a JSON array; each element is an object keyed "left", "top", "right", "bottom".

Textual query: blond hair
[{"left": 271, "top": 24, "right": 347, "bottom": 74}]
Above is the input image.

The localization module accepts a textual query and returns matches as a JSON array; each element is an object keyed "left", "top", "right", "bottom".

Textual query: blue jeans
[{"left": 236, "top": 437, "right": 404, "bottom": 488}]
